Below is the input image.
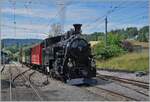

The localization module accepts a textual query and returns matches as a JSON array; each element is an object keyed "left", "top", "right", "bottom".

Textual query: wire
[
  {"left": 24, "top": 0, "right": 38, "bottom": 38},
  {"left": 84, "top": 1, "right": 148, "bottom": 32},
  {"left": 84, "top": 2, "right": 124, "bottom": 29},
  {"left": 13, "top": 0, "right": 16, "bottom": 38},
  {"left": 1, "top": 24, "right": 49, "bottom": 36},
  {"left": 46, "top": 1, "right": 72, "bottom": 34},
  {"left": 84, "top": 0, "right": 147, "bottom": 29},
  {"left": 8, "top": 0, "right": 17, "bottom": 37},
  {"left": 113, "top": 10, "right": 148, "bottom": 23}
]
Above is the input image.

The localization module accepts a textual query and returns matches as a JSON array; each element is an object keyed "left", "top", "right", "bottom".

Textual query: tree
[
  {"left": 93, "top": 33, "right": 125, "bottom": 60},
  {"left": 139, "top": 26, "right": 149, "bottom": 34},
  {"left": 126, "top": 27, "right": 138, "bottom": 38},
  {"left": 83, "top": 32, "right": 104, "bottom": 41},
  {"left": 137, "top": 26, "right": 149, "bottom": 42}
]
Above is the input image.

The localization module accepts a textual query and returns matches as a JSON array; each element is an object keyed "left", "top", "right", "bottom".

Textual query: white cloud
[
  {"left": 108, "top": 22, "right": 145, "bottom": 30},
  {"left": 81, "top": 21, "right": 146, "bottom": 34},
  {"left": 1, "top": 0, "right": 148, "bottom": 39},
  {"left": 1, "top": 8, "right": 57, "bottom": 19},
  {"left": 1, "top": 22, "right": 50, "bottom": 39}
]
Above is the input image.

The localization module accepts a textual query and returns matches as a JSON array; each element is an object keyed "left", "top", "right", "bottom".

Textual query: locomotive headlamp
[{"left": 67, "top": 59, "right": 73, "bottom": 68}]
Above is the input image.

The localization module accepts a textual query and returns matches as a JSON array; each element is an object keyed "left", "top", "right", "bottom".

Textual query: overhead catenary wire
[
  {"left": 83, "top": 2, "right": 125, "bottom": 29},
  {"left": 8, "top": 0, "right": 49, "bottom": 38},
  {"left": 1, "top": 24, "right": 49, "bottom": 36},
  {"left": 83, "top": 1, "right": 147, "bottom": 31},
  {"left": 109, "top": 17, "right": 148, "bottom": 31},
  {"left": 23, "top": 0, "right": 44, "bottom": 39},
  {"left": 46, "top": 1, "right": 72, "bottom": 36},
  {"left": 11, "top": 0, "right": 16, "bottom": 38},
  {"left": 5, "top": 1, "right": 148, "bottom": 38},
  {"left": 113, "top": 12, "right": 148, "bottom": 23}
]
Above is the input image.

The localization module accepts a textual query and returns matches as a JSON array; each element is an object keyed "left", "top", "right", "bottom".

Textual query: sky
[{"left": 0, "top": 0, "right": 149, "bottom": 39}]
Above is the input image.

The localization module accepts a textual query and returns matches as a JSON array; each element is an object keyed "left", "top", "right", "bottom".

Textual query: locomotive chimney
[{"left": 73, "top": 24, "right": 82, "bottom": 34}]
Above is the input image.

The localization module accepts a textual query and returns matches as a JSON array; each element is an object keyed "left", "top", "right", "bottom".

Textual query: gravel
[
  {"left": 1, "top": 63, "right": 149, "bottom": 101},
  {"left": 1, "top": 64, "right": 105, "bottom": 101}
]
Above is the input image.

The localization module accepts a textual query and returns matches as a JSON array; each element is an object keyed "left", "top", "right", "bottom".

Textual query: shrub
[
  {"left": 106, "top": 33, "right": 123, "bottom": 45},
  {"left": 93, "top": 34, "right": 125, "bottom": 60},
  {"left": 94, "top": 45, "right": 125, "bottom": 60}
]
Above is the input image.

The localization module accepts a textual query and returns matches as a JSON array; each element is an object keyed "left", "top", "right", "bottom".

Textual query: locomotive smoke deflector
[{"left": 73, "top": 24, "right": 82, "bottom": 34}]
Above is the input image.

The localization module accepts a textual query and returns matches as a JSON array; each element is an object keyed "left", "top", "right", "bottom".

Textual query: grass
[{"left": 96, "top": 50, "right": 149, "bottom": 72}]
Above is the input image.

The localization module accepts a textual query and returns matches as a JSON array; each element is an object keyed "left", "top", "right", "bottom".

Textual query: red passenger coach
[{"left": 31, "top": 44, "right": 43, "bottom": 65}]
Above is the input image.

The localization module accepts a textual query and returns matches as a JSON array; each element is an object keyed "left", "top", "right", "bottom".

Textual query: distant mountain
[{"left": 1, "top": 39, "right": 42, "bottom": 47}]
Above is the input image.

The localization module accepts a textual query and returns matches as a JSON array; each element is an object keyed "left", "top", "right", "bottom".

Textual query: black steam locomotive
[{"left": 21, "top": 24, "right": 96, "bottom": 85}]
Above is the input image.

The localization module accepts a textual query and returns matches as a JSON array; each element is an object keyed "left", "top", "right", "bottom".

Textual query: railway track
[
  {"left": 29, "top": 71, "right": 49, "bottom": 87},
  {"left": 82, "top": 75, "right": 149, "bottom": 101},
  {"left": 13, "top": 62, "right": 44, "bottom": 101},
  {"left": 3, "top": 62, "right": 148, "bottom": 101},
  {"left": 8, "top": 64, "right": 13, "bottom": 101},
  {"left": 1, "top": 64, "right": 6, "bottom": 73},
  {"left": 82, "top": 85, "right": 138, "bottom": 101},
  {"left": 97, "top": 75, "right": 149, "bottom": 96},
  {"left": 96, "top": 74, "right": 149, "bottom": 100},
  {"left": 97, "top": 74, "right": 149, "bottom": 89},
  {"left": 1, "top": 62, "right": 45, "bottom": 101}
]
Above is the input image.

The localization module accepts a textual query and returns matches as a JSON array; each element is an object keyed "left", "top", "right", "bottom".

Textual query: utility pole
[{"left": 105, "top": 17, "right": 108, "bottom": 47}]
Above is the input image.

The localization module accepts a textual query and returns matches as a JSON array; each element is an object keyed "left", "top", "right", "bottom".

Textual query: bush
[
  {"left": 106, "top": 33, "right": 123, "bottom": 45},
  {"left": 94, "top": 45, "right": 125, "bottom": 60},
  {"left": 93, "top": 34, "right": 125, "bottom": 60}
]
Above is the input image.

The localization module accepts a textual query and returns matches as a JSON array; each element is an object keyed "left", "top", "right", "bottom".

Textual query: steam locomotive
[{"left": 20, "top": 24, "right": 96, "bottom": 85}]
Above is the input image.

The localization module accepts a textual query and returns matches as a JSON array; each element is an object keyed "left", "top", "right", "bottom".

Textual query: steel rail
[
  {"left": 94, "top": 86, "right": 139, "bottom": 101},
  {"left": 12, "top": 69, "right": 31, "bottom": 82},
  {"left": 1, "top": 64, "right": 6, "bottom": 73},
  {"left": 8, "top": 64, "right": 12, "bottom": 101},
  {"left": 13, "top": 63, "right": 44, "bottom": 101},
  {"left": 84, "top": 86, "right": 138, "bottom": 101},
  {"left": 97, "top": 74, "right": 149, "bottom": 89},
  {"left": 97, "top": 75, "right": 149, "bottom": 97}
]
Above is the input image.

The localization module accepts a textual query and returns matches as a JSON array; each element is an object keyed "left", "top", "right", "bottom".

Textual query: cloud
[
  {"left": 1, "top": 29, "right": 48, "bottom": 39},
  {"left": 108, "top": 22, "right": 146, "bottom": 30},
  {"left": 67, "top": 8, "right": 98, "bottom": 22},
  {"left": 1, "top": 0, "right": 148, "bottom": 39},
  {"left": 81, "top": 21, "right": 146, "bottom": 34},
  {"left": 1, "top": 22, "right": 50, "bottom": 39},
  {"left": 2, "top": 23, "right": 49, "bottom": 32},
  {"left": 1, "top": 8, "right": 57, "bottom": 19}
]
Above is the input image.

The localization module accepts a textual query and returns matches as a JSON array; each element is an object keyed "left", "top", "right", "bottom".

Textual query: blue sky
[{"left": 1, "top": 0, "right": 149, "bottom": 39}]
